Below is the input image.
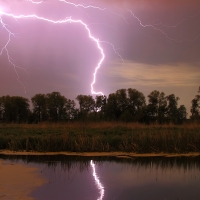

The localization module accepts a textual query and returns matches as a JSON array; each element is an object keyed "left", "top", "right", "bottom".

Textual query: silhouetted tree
[
  {"left": 106, "top": 88, "right": 146, "bottom": 122},
  {"left": 46, "top": 92, "right": 67, "bottom": 122},
  {"left": 31, "top": 94, "right": 47, "bottom": 123},
  {"left": 94, "top": 95, "right": 107, "bottom": 120},
  {"left": 115, "top": 89, "right": 128, "bottom": 114},
  {"left": 106, "top": 93, "right": 121, "bottom": 120},
  {"left": 95, "top": 95, "right": 106, "bottom": 112},
  {"left": 157, "top": 92, "right": 168, "bottom": 124},
  {"left": 65, "top": 99, "right": 79, "bottom": 120},
  {"left": 76, "top": 95, "right": 95, "bottom": 119},
  {"left": 0, "top": 96, "right": 5, "bottom": 120},
  {"left": 191, "top": 86, "right": 200, "bottom": 121},
  {"left": 0, "top": 96, "right": 29, "bottom": 123},
  {"left": 127, "top": 88, "right": 146, "bottom": 122},
  {"left": 165, "top": 94, "right": 187, "bottom": 124},
  {"left": 177, "top": 105, "right": 187, "bottom": 124},
  {"left": 146, "top": 90, "right": 167, "bottom": 124},
  {"left": 0, "top": 87, "right": 190, "bottom": 124}
]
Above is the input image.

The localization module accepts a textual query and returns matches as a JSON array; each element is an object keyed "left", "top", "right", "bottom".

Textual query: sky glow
[
  {"left": 0, "top": 0, "right": 107, "bottom": 95},
  {"left": 0, "top": 0, "right": 199, "bottom": 113}
]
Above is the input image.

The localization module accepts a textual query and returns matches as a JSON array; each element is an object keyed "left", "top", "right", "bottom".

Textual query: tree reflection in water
[{"left": 1, "top": 155, "right": 200, "bottom": 200}]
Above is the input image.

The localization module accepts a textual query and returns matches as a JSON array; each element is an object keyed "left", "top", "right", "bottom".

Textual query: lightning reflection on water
[{"left": 91, "top": 160, "right": 104, "bottom": 200}]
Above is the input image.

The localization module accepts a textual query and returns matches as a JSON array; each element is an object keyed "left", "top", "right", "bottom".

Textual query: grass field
[{"left": 0, "top": 122, "right": 200, "bottom": 153}]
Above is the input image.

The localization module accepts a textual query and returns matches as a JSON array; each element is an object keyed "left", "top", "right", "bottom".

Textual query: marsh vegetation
[
  {"left": 0, "top": 122, "right": 200, "bottom": 153},
  {"left": 0, "top": 87, "right": 199, "bottom": 153}
]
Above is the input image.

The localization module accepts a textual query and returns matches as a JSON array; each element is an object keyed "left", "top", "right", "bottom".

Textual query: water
[{"left": 1, "top": 155, "right": 200, "bottom": 200}]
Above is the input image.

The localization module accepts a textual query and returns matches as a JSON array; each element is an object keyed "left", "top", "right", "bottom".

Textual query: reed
[{"left": 0, "top": 122, "right": 200, "bottom": 153}]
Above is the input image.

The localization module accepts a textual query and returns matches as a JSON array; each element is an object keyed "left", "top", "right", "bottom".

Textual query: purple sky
[{"left": 0, "top": 0, "right": 200, "bottom": 114}]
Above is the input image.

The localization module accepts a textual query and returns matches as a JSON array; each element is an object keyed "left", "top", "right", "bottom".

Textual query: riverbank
[
  {"left": 1, "top": 150, "right": 200, "bottom": 158},
  {"left": 0, "top": 122, "right": 200, "bottom": 153},
  {"left": 0, "top": 159, "right": 46, "bottom": 200}
]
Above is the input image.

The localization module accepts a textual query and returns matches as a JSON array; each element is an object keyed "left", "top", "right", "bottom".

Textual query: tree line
[{"left": 0, "top": 87, "right": 199, "bottom": 124}]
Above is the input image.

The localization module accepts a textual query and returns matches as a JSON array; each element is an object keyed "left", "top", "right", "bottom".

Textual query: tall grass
[{"left": 0, "top": 122, "right": 200, "bottom": 153}]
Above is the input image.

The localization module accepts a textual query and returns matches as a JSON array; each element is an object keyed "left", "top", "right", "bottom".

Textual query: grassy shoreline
[
  {"left": 1, "top": 150, "right": 200, "bottom": 158},
  {"left": 0, "top": 122, "right": 200, "bottom": 154}
]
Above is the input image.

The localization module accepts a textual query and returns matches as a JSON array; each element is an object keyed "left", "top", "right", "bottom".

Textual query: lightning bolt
[
  {"left": 60, "top": 0, "right": 129, "bottom": 24},
  {"left": 61, "top": 1, "right": 200, "bottom": 43},
  {"left": 60, "top": 0, "right": 106, "bottom": 11},
  {"left": 0, "top": 0, "right": 199, "bottom": 96},
  {"left": 91, "top": 160, "right": 104, "bottom": 200},
  {"left": 0, "top": 1, "right": 107, "bottom": 95},
  {"left": 127, "top": 9, "right": 180, "bottom": 43},
  {"left": 152, "top": 11, "right": 200, "bottom": 28},
  {"left": 27, "top": 0, "right": 43, "bottom": 4},
  {"left": 127, "top": 9, "right": 200, "bottom": 43},
  {"left": 0, "top": 14, "right": 28, "bottom": 92}
]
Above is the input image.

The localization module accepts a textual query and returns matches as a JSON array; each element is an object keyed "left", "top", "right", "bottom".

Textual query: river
[{"left": 1, "top": 155, "right": 200, "bottom": 200}]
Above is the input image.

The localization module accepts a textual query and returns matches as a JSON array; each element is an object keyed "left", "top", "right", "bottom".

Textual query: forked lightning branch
[
  {"left": 0, "top": 0, "right": 105, "bottom": 95},
  {"left": 0, "top": 0, "right": 199, "bottom": 95}
]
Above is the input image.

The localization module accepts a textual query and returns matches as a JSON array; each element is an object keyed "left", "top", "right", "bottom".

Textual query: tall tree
[
  {"left": 146, "top": 90, "right": 160, "bottom": 122},
  {"left": 14, "top": 96, "right": 30, "bottom": 123},
  {"left": 95, "top": 95, "right": 107, "bottom": 112},
  {"left": 65, "top": 99, "right": 78, "bottom": 120},
  {"left": 46, "top": 92, "right": 67, "bottom": 122},
  {"left": 177, "top": 105, "right": 187, "bottom": 124},
  {"left": 94, "top": 95, "right": 107, "bottom": 120},
  {"left": 146, "top": 90, "right": 167, "bottom": 124},
  {"left": 166, "top": 94, "right": 180, "bottom": 124},
  {"left": 0, "top": 96, "right": 29, "bottom": 123},
  {"left": 106, "top": 93, "right": 119, "bottom": 120},
  {"left": 106, "top": 88, "right": 146, "bottom": 122},
  {"left": 0, "top": 96, "right": 5, "bottom": 120},
  {"left": 157, "top": 92, "right": 168, "bottom": 124},
  {"left": 31, "top": 94, "right": 47, "bottom": 123},
  {"left": 127, "top": 88, "right": 146, "bottom": 121},
  {"left": 191, "top": 86, "right": 200, "bottom": 120},
  {"left": 116, "top": 89, "right": 128, "bottom": 115},
  {"left": 76, "top": 95, "right": 95, "bottom": 118}
]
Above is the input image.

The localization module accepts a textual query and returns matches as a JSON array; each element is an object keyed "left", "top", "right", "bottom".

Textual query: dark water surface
[{"left": 1, "top": 155, "right": 200, "bottom": 200}]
